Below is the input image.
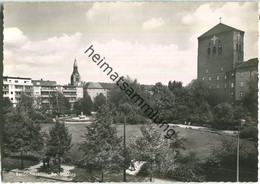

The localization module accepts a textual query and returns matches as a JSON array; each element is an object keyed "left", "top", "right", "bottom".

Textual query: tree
[
  {"left": 79, "top": 108, "right": 123, "bottom": 182},
  {"left": 206, "top": 136, "right": 257, "bottom": 181},
  {"left": 184, "top": 80, "right": 213, "bottom": 125},
  {"left": 17, "top": 93, "right": 34, "bottom": 113},
  {"left": 46, "top": 121, "right": 72, "bottom": 173},
  {"left": 50, "top": 92, "right": 71, "bottom": 115},
  {"left": 3, "top": 97, "right": 13, "bottom": 114},
  {"left": 93, "top": 93, "right": 107, "bottom": 111},
  {"left": 3, "top": 111, "right": 44, "bottom": 169},
  {"left": 213, "top": 103, "right": 248, "bottom": 130},
  {"left": 243, "top": 74, "right": 258, "bottom": 120},
  {"left": 73, "top": 93, "right": 93, "bottom": 115},
  {"left": 149, "top": 82, "right": 176, "bottom": 122},
  {"left": 129, "top": 125, "right": 184, "bottom": 181}
]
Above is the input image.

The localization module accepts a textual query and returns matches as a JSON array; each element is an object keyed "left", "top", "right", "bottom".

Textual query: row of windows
[
  {"left": 207, "top": 82, "right": 245, "bottom": 89},
  {"left": 205, "top": 67, "right": 224, "bottom": 73},
  {"left": 208, "top": 83, "right": 234, "bottom": 89},
  {"left": 202, "top": 75, "right": 227, "bottom": 81},
  {"left": 6, "top": 79, "right": 30, "bottom": 83},
  {"left": 207, "top": 45, "right": 222, "bottom": 55}
]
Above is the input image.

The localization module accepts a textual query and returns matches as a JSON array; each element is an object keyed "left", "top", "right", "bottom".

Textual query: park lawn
[{"left": 40, "top": 123, "right": 237, "bottom": 163}]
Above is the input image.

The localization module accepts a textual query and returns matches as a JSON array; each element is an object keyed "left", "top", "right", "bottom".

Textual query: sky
[{"left": 3, "top": 2, "right": 258, "bottom": 85}]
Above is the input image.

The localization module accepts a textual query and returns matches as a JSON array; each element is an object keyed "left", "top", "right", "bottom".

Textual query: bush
[
  {"left": 113, "top": 114, "right": 148, "bottom": 124},
  {"left": 170, "top": 152, "right": 205, "bottom": 182},
  {"left": 240, "top": 125, "right": 258, "bottom": 141},
  {"left": 205, "top": 136, "right": 257, "bottom": 181}
]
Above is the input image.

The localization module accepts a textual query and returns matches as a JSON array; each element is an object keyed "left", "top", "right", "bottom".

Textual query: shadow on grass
[{"left": 2, "top": 157, "right": 39, "bottom": 171}]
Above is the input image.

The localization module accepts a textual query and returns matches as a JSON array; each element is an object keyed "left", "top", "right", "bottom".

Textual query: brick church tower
[
  {"left": 197, "top": 23, "right": 244, "bottom": 101},
  {"left": 70, "top": 59, "right": 81, "bottom": 86}
]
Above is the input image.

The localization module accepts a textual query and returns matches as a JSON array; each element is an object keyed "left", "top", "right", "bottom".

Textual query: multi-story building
[
  {"left": 4, "top": 59, "right": 84, "bottom": 108},
  {"left": 32, "top": 79, "right": 57, "bottom": 108},
  {"left": 3, "top": 76, "right": 33, "bottom": 107},
  {"left": 235, "top": 58, "right": 258, "bottom": 101},
  {"left": 197, "top": 22, "right": 258, "bottom": 101}
]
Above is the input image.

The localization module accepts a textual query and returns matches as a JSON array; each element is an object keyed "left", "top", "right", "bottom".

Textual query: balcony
[{"left": 41, "top": 88, "right": 57, "bottom": 92}]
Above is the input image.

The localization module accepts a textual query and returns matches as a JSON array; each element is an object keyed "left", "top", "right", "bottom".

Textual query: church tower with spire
[{"left": 70, "top": 59, "right": 81, "bottom": 86}]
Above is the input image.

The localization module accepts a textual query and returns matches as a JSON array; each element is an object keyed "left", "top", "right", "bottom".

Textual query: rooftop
[
  {"left": 198, "top": 23, "right": 244, "bottom": 39},
  {"left": 87, "top": 82, "right": 103, "bottom": 89},
  {"left": 3, "top": 76, "right": 31, "bottom": 80},
  {"left": 236, "top": 58, "right": 258, "bottom": 69},
  {"left": 32, "top": 79, "right": 57, "bottom": 86}
]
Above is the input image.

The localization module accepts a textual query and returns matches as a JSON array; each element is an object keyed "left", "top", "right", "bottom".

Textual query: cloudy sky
[{"left": 3, "top": 2, "right": 258, "bottom": 85}]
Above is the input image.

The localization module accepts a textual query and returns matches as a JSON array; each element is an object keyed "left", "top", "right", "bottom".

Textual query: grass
[
  {"left": 40, "top": 123, "right": 237, "bottom": 163},
  {"left": 3, "top": 122, "right": 256, "bottom": 182}
]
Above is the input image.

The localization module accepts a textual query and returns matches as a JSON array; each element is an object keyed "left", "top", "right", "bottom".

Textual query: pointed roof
[
  {"left": 74, "top": 58, "right": 77, "bottom": 67},
  {"left": 198, "top": 23, "right": 244, "bottom": 39}
]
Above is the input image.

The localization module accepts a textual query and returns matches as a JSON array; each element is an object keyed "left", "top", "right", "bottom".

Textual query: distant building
[
  {"left": 32, "top": 79, "right": 57, "bottom": 108},
  {"left": 4, "top": 59, "right": 84, "bottom": 108},
  {"left": 235, "top": 58, "right": 258, "bottom": 101},
  {"left": 84, "top": 82, "right": 115, "bottom": 100},
  {"left": 70, "top": 59, "right": 81, "bottom": 86},
  {"left": 197, "top": 23, "right": 258, "bottom": 101},
  {"left": 3, "top": 76, "right": 33, "bottom": 107},
  {"left": 84, "top": 82, "right": 154, "bottom": 100}
]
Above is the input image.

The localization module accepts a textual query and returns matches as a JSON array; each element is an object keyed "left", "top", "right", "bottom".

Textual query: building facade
[
  {"left": 3, "top": 76, "right": 33, "bottom": 107},
  {"left": 235, "top": 58, "right": 258, "bottom": 101},
  {"left": 197, "top": 23, "right": 257, "bottom": 101},
  {"left": 4, "top": 59, "right": 84, "bottom": 108}
]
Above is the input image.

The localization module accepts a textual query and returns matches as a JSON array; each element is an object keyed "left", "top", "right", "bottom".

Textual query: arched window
[
  {"left": 218, "top": 45, "right": 222, "bottom": 53},
  {"left": 213, "top": 47, "right": 216, "bottom": 54},
  {"left": 207, "top": 48, "right": 211, "bottom": 55}
]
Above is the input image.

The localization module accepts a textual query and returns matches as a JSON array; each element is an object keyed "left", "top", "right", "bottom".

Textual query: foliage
[
  {"left": 74, "top": 93, "right": 93, "bottom": 115},
  {"left": 129, "top": 125, "right": 184, "bottom": 181},
  {"left": 46, "top": 121, "right": 72, "bottom": 157},
  {"left": 113, "top": 114, "right": 148, "bottom": 125},
  {"left": 16, "top": 93, "right": 34, "bottom": 113},
  {"left": 50, "top": 92, "right": 71, "bottom": 115},
  {"left": 74, "top": 91, "right": 93, "bottom": 115},
  {"left": 212, "top": 103, "right": 248, "bottom": 130},
  {"left": 149, "top": 82, "right": 176, "bottom": 122},
  {"left": 3, "top": 97, "right": 13, "bottom": 114},
  {"left": 93, "top": 93, "right": 107, "bottom": 111},
  {"left": 46, "top": 121, "right": 72, "bottom": 172},
  {"left": 3, "top": 111, "right": 44, "bottom": 153},
  {"left": 78, "top": 108, "right": 123, "bottom": 179},
  {"left": 27, "top": 110, "right": 53, "bottom": 124},
  {"left": 243, "top": 74, "right": 258, "bottom": 120},
  {"left": 171, "top": 152, "right": 205, "bottom": 182},
  {"left": 107, "top": 77, "right": 150, "bottom": 116},
  {"left": 205, "top": 136, "right": 257, "bottom": 181},
  {"left": 240, "top": 125, "right": 258, "bottom": 142},
  {"left": 3, "top": 111, "right": 44, "bottom": 169}
]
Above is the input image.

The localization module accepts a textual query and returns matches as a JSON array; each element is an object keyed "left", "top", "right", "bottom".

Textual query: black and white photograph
[{"left": 1, "top": 1, "right": 258, "bottom": 182}]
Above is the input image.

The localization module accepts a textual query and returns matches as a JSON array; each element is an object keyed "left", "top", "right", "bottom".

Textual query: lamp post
[
  {"left": 123, "top": 116, "right": 126, "bottom": 182},
  {"left": 237, "top": 119, "right": 245, "bottom": 182}
]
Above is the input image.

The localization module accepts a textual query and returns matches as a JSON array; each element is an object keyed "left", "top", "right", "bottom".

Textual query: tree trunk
[
  {"left": 89, "top": 164, "right": 92, "bottom": 174},
  {"left": 20, "top": 148, "right": 24, "bottom": 170},
  {"left": 101, "top": 163, "right": 104, "bottom": 182},
  {"left": 58, "top": 155, "right": 61, "bottom": 174},
  {"left": 149, "top": 161, "right": 153, "bottom": 182},
  {"left": 123, "top": 116, "right": 126, "bottom": 182}
]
